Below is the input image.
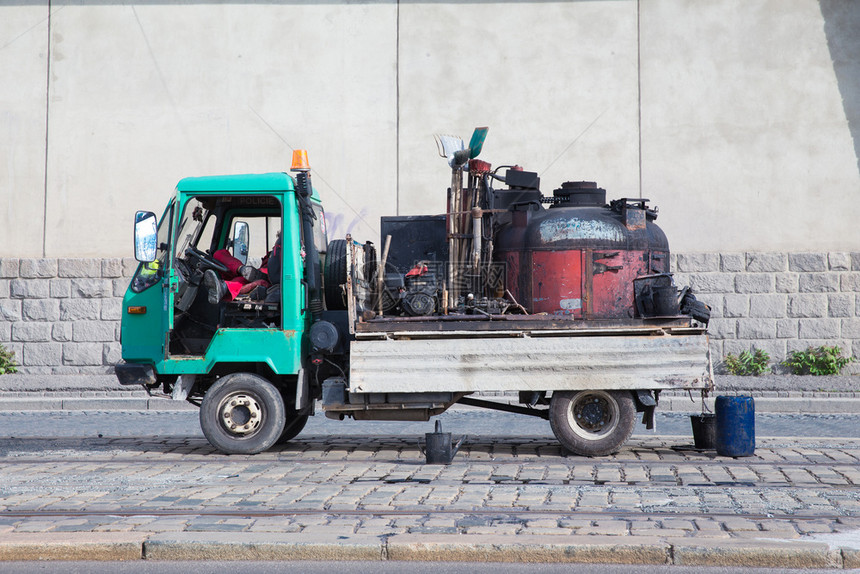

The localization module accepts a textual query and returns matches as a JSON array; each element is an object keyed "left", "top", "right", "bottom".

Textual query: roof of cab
[{"left": 176, "top": 172, "right": 296, "bottom": 193}]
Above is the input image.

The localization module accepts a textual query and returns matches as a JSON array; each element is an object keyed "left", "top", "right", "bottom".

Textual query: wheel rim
[
  {"left": 218, "top": 392, "right": 264, "bottom": 438},
  {"left": 565, "top": 391, "right": 620, "bottom": 441}
]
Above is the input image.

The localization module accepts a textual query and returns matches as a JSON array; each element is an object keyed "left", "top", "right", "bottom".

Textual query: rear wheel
[
  {"left": 549, "top": 390, "right": 636, "bottom": 456},
  {"left": 200, "top": 373, "right": 286, "bottom": 455}
]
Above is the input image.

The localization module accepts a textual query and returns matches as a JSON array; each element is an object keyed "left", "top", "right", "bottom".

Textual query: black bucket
[
  {"left": 419, "top": 420, "right": 464, "bottom": 465},
  {"left": 690, "top": 413, "right": 716, "bottom": 449},
  {"left": 634, "top": 274, "right": 679, "bottom": 317},
  {"left": 652, "top": 285, "right": 681, "bottom": 316}
]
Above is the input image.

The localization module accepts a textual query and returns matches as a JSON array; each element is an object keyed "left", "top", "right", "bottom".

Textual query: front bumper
[{"left": 115, "top": 362, "right": 157, "bottom": 387}]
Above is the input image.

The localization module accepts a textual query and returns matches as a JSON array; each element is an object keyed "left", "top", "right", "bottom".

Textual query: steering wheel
[{"left": 185, "top": 246, "right": 229, "bottom": 273}]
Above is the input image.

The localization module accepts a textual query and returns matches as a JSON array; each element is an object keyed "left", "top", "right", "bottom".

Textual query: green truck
[{"left": 118, "top": 139, "right": 713, "bottom": 457}]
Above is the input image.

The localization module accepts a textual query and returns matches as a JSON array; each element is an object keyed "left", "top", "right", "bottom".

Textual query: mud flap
[
  {"left": 635, "top": 389, "right": 657, "bottom": 430},
  {"left": 296, "top": 367, "right": 313, "bottom": 411}
]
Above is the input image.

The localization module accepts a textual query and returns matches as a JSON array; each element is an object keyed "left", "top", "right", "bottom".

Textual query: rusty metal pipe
[
  {"left": 377, "top": 235, "right": 391, "bottom": 316},
  {"left": 471, "top": 206, "right": 482, "bottom": 272}
]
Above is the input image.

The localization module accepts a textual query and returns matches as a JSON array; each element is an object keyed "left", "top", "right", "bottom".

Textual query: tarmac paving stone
[
  {"left": 356, "top": 517, "right": 395, "bottom": 535},
  {"left": 578, "top": 519, "right": 629, "bottom": 536},
  {"left": 629, "top": 522, "right": 660, "bottom": 536},
  {"left": 463, "top": 524, "right": 522, "bottom": 535},
  {"left": 246, "top": 518, "right": 302, "bottom": 533},
  {"left": 91, "top": 517, "right": 158, "bottom": 532},
  {"left": 793, "top": 520, "right": 838, "bottom": 535}
]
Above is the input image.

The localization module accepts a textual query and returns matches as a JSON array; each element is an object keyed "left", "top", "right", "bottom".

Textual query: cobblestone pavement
[{"left": 1, "top": 434, "right": 860, "bottom": 567}]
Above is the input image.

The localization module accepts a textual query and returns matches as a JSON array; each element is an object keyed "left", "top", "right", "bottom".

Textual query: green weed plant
[
  {"left": 724, "top": 348, "right": 771, "bottom": 376},
  {"left": 0, "top": 344, "right": 18, "bottom": 375},
  {"left": 782, "top": 345, "right": 854, "bottom": 376}
]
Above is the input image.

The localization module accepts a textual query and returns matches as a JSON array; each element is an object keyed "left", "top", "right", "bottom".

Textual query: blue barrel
[{"left": 715, "top": 396, "right": 755, "bottom": 457}]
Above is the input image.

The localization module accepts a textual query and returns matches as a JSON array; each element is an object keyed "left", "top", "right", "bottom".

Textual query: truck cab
[{"left": 118, "top": 168, "right": 332, "bottom": 454}]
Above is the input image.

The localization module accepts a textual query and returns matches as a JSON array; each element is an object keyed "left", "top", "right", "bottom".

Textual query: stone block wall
[
  {"left": 0, "top": 258, "right": 137, "bottom": 374},
  {"left": 1, "top": 253, "right": 859, "bottom": 374},
  {"left": 672, "top": 252, "right": 860, "bottom": 367}
]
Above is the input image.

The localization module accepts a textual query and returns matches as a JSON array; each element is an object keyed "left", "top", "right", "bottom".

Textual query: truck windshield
[
  {"left": 176, "top": 198, "right": 210, "bottom": 256},
  {"left": 131, "top": 201, "right": 174, "bottom": 293}
]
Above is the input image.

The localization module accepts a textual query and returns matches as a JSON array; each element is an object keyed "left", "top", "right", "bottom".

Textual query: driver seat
[{"left": 223, "top": 284, "right": 280, "bottom": 328}]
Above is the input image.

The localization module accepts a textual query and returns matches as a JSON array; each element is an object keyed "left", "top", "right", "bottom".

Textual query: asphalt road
[{"left": 1, "top": 409, "right": 860, "bottom": 440}]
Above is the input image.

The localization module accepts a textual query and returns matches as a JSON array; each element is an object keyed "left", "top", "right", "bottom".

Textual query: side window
[
  {"left": 240, "top": 216, "right": 281, "bottom": 267},
  {"left": 312, "top": 204, "right": 327, "bottom": 255}
]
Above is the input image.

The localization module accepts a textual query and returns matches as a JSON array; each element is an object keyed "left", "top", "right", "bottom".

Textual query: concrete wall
[
  {"left": 1, "top": 0, "right": 859, "bottom": 372},
  {"left": 1, "top": 2, "right": 48, "bottom": 258},
  {"left": 3, "top": 1, "right": 399, "bottom": 257},
  {"left": 397, "top": 1, "right": 640, "bottom": 217},
  {"left": 2, "top": 0, "right": 857, "bottom": 257},
  {"left": 640, "top": 0, "right": 860, "bottom": 254}
]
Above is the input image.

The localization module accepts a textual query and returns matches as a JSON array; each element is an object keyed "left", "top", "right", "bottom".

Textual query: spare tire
[{"left": 325, "top": 239, "right": 348, "bottom": 310}]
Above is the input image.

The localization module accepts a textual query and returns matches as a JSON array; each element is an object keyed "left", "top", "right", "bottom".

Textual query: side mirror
[
  {"left": 232, "top": 221, "right": 249, "bottom": 265},
  {"left": 134, "top": 211, "right": 158, "bottom": 262}
]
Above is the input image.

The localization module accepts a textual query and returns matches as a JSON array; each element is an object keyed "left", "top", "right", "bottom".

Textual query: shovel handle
[{"left": 451, "top": 435, "right": 465, "bottom": 458}]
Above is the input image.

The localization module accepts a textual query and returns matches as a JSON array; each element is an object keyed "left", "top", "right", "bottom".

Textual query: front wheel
[
  {"left": 277, "top": 411, "right": 310, "bottom": 444},
  {"left": 549, "top": 390, "right": 636, "bottom": 457},
  {"left": 200, "top": 373, "right": 286, "bottom": 455}
]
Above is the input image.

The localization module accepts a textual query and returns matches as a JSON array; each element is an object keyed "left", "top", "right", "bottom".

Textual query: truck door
[{"left": 121, "top": 201, "right": 175, "bottom": 362}]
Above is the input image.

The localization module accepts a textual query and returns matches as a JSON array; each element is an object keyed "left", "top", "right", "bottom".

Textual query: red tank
[{"left": 494, "top": 182, "right": 670, "bottom": 319}]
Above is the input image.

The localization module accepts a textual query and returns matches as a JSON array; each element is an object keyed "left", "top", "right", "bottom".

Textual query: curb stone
[
  {"left": 844, "top": 548, "right": 860, "bottom": 569},
  {"left": 1, "top": 532, "right": 858, "bottom": 567},
  {"left": 143, "top": 532, "right": 386, "bottom": 561},
  {"left": 385, "top": 534, "right": 670, "bottom": 564},
  {"left": 670, "top": 538, "right": 842, "bottom": 569},
  {"left": 0, "top": 532, "right": 148, "bottom": 561}
]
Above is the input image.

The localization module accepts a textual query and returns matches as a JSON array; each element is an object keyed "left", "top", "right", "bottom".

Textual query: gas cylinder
[{"left": 494, "top": 181, "right": 670, "bottom": 319}]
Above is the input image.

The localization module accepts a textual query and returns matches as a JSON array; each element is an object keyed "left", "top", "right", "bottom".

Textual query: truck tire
[
  {"left": 199, "top": 373, "right": 286, "bottom": 455},
  {"left": 549, "top": 390, "right": 636, "bottom": 457},
  {"left": 325, "top": 239, "right": 348, "bottom": 310},
  {"left": 277, "top": 411, "right": 309, "bottom": 443}
]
